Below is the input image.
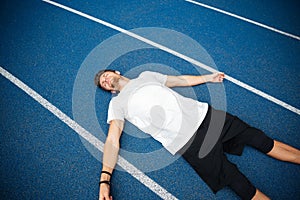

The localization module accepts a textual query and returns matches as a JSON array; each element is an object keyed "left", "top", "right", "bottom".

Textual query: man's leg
[
  {"left": 225, "top": 126, "right": 300, "bottom": 164},
  {"left": 228, "top": 169, "right": 270, "bottom": 200},
  {"left": 223, "top": 127, "right": 299, "bottom": 199},
  {"left": 267, "top": 140, "right": 300, "bottom": 164},
  {"left": 251, "top": 189, "right": 270, "bottom": 200}
]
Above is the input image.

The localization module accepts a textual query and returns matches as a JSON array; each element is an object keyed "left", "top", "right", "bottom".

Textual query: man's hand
[
  {"left": 99, "top": 184, "right": 112, "bottom": 200},
  {"left": 206, "top": 72, "right": 225, "bottom": 83}
]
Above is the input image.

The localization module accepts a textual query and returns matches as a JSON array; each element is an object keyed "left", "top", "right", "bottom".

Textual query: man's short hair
[{"left": 94, "top": 69, "right": 116, "bottom": 91}]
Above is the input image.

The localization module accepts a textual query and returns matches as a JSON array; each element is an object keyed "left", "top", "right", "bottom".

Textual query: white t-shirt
[{"left": 107, "top": 71, "right": 208, "bottom": 155}]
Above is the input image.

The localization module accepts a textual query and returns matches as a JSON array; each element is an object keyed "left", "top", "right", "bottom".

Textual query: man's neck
[{"left": 117, "top": 76, "right": 130, "bottom": 91}]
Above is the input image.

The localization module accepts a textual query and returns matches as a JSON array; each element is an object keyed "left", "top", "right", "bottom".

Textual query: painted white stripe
[
  {"left": 0, "top": 66, "right": 178, "bottom": 200},
  {"left": 185, "top": 0, "right": 300, "bottom": 41},
  {"left": 43, "top": 0, "right": 300, "bottom": 115}
]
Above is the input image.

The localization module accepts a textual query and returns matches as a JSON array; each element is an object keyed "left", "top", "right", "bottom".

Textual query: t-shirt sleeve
[
  {"left": 107, "top": 99, "right": 125, "bottom": 124},
  {"left": 141, "top": 71, "right": 167, "bottom": 85}
]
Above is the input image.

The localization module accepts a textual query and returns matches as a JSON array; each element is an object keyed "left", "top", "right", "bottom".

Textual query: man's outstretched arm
[
  {"left": 99, "top": 119, "right": 124, "bottom": 200},
  {"left": 165, "top": 72, "right": 225, "bottom": 88}
]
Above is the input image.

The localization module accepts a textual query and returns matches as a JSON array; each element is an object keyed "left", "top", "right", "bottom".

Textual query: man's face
[{"left": 99, "top": 71, "right": 121, "bottom": 91}]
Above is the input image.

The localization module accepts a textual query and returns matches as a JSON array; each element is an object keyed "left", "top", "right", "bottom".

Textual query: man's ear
[{"left": 115, "top": 71, "right": 120, "bottom": 75}]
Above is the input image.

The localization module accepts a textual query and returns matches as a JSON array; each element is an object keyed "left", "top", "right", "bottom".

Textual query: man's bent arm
[
  {"left": 99, "top": 119, "right": 124, "bottom": 200},
  {"left": 165, "top": 72, "right": 225, "bottom": 88}
]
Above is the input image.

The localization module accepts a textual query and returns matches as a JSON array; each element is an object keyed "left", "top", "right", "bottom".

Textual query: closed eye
[
  {"left": 101, "top": 80, "right": 107, "bottom": 87},
  {"left": 100, "top": 73, "right": 108, "bottom": 87}
]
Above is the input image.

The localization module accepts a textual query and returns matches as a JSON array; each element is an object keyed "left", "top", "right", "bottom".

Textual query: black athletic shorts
[{"left": 180, "top": 106, "right": 274, "bottom": 199}]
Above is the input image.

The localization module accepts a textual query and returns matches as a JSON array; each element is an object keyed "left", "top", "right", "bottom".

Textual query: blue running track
[{"left": 1, "top": 0, "right": 299, "bottom": 199}]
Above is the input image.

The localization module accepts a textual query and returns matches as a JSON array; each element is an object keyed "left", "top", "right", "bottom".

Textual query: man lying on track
[{"left": 94, "top": 69, "right": 300, "bottom": 200}]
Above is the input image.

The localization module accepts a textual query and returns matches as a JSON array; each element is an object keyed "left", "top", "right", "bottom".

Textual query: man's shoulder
[
  {"left": 139, "top": 71, "right": 166, "bottom": 79},
  {"left": 139, "top": 71, "right": 154, "bottom": 77},
  {"left": 108, "top": 94, "right": 120, "bottom": 105}
]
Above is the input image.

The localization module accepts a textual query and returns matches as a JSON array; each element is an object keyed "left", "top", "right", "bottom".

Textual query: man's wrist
[
  {"left": 100, "top": 170, "right": 112, "bottom": 181},
  {"left": 202, "top": 74, "right": 211, "bottom": 83},
  {"left": 99, "top": 180, "right": 111, "bottom": 187},
  {"left": 101, "top": 174, "right": 111, "bottom": 181}
]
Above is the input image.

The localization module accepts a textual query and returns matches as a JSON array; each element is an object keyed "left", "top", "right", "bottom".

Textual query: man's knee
[
  {"left": 229, "top": 172, "right": 256, "bottom": 200},
  {"left": 246, "top": 128, "right": 274, "bottom": 154}
]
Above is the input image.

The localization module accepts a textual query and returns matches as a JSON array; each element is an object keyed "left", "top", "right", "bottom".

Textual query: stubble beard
[{"left": 111, "top": 76, "right": 120, "bottom": 89}]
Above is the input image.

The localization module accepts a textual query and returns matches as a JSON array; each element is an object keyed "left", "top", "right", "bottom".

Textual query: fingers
[
  {"left": 212, "top": 72, "right": 225, "bottom": 82},
  {"left": 218, "top": 72, "right": 225, "bottom": 82},
  {"left": 217, "top": 72, "right": 225, "bottom": 77},
  {"left": 99, "top": 184, "right": 111, "bottom": 200},
  {"left": 99, "top": 193, "right": 111, "bottom": 200},
  {"left": 100, "top": 192, "right": 111, "bottom": 200}
]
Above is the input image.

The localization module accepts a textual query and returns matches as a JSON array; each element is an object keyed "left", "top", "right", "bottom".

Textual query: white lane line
[
  {"left": 0, "top": 66, "right": 178, "bottom": 200},
  {"left": 43, "top": 0, "right": 300, "bottom": 115},
  {"left": 185, "top": 0, "right": 300, "bottom": 41}
]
